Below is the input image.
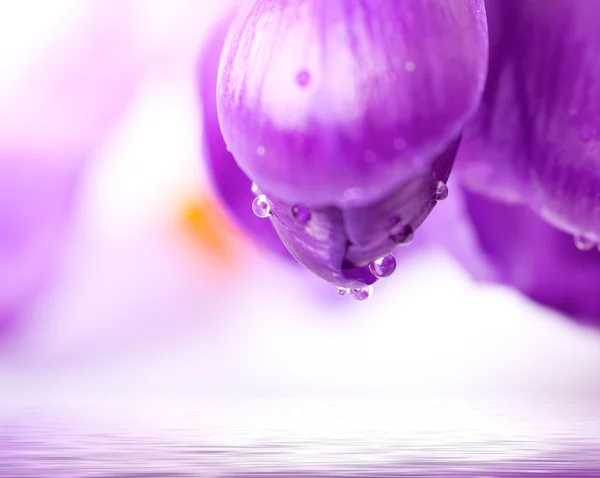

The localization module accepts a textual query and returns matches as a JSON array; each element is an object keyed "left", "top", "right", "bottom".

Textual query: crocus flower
[
  {"left": 217, "top": 0, "right": 488, "bottom": 297},
  {"left": 458, "top": 0, "right": 600, "bottom": 244},
  {"left": 197, "top": 12, "right": 292, "bottom": 260}
]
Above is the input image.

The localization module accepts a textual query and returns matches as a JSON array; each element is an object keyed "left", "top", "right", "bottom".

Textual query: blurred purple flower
[
  {"left": 458, "top": 0, "right": 600, "bottom": 244},
  {"left": 0, "top": 2, "right": 149, "bottom": 332},
  {"left": 216, "top": 0, "right": 488, "bottom": 291}
]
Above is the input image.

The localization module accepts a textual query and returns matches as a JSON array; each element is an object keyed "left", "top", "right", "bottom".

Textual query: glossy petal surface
[{"left": 218, "top": 0, "right": 488, "bottom": 206}]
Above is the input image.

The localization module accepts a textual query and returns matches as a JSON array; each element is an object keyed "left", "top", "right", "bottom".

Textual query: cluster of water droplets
[
  {"left": 250, "top": 180, "right": 450, "bottom": 301},
  {"left": 337, "top": 286, "right": 373, "bottom": 302}
]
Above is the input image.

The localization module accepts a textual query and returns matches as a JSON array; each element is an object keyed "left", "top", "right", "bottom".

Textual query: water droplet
[
  {"left": 405, "top": 61, "right": 416, "bottom": 72},
  {"left": 251, "top": 182, "right": 259, "bottom": 194},
  {"left": 351, "top": 286, "right": 373, "bottom": 301},
  {"left": 252, "top": 194, "right": 271, "bottom": 218},
  {"left": 394, "top": 138, "right": 406, "bottom": 151},
  {"left": 291, "top": 205, "right": 311, "bottom": 223},
  {"left": 574, "top": 235, "right": 595, "bottom": 251},
  {"left": 337, "top": 287, "right": 349, "bottom": 296},
  {"left": 364, "top": 150, "right": 377, "bottom": 163},
  {"left": 369, "top": 254, "right": 397, "bottom": 279},
  {"left": 296, "top": 70, "right": 310, "bottom": 87},
  {"left": 257, "top": 146, "right": 266, "bottom": 156},
  {"left": 435, "top": 181, "right": 449, "bottom": 201},
  {"left": 391, "top": 225, "right": 414, "bottom": 245}
]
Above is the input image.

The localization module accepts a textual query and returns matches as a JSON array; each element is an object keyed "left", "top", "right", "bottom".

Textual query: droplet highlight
[
  {"left": 251, "top": 182, "right": 259, "bottom": 194},
  {"left": 291, "top": 205, "right": 311, "bottom": 223},
  {"left": 337, "top": 287, "right": 350, "bottom": 296},
  {"left": 391, "top": 225, "right": 414, "bottom": 245},
  {"left": 574, "top": 235, "right": 595, "bottom": 251},
  {"left": 369, "top": 254, "right": 397, "bottom": 279},
  {"left": 435, "top": 181, "right": 449, "bottom": 201},
  {"left": 252, "top": 194, "right": 271, "bottom": 218},
  {"left": 351, "top": 286, "right": 373, "bottom": 302}
]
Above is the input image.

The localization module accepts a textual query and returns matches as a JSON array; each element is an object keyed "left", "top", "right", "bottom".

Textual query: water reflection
[{"left": 1, "top": 398, "right": 600, "bottom": 476}]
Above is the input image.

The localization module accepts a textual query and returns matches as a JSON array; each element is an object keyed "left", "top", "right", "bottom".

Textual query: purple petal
[
  {"left": 197, "top": 12, "right": 292, "bottom": 260},
  {"left": 458, "top": 0, "right": 600, "bottom": 240},
  {"left": 444, "top": 188, "right": 600, "bottom": 325},
  {"left": 218, "top": 0, "right": 488, "bottom": 206}
]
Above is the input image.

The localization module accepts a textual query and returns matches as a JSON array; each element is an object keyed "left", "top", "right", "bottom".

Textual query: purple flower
[
  {"left": 458, "top": 0, "right": 600, "bottom": 243},
  {"left": 216, "top": 0, "right": 488, "bottom": 291}
]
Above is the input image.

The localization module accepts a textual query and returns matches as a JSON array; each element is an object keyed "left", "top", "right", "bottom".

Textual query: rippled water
[{"left": 2, "top": 398, "right": 600, "bottom": 477}]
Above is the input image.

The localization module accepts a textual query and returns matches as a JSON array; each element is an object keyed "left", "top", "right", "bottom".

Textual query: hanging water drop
[
  {"left": 350, "top": 286, "right": 373, "bottom": 301},
  {"left": 252, "top": 194, "right": 271, "bottom": 218},
  {"left": 369, "top": 254, "right": 397, "bottom": 278},
  {"left": 291, "top": 205, "right": 311, "bottom": 223},
  {"left": 337, "top": 287, "right": 350, "bottom": 296},
  {"left": 435, "top": 181, "right": 449, "bottom": 201},
  {"left": 574, "top": 235, "right": 595, "bottom": 251},
  {"left": 390, "top": 225, "right": 414, "bottom": 245}
]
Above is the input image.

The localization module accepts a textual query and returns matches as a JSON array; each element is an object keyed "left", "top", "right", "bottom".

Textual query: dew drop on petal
[
  {"left": 257, "top": 146, "right": 266, "bottom": 156},
  {"left": 405, "top": 61, "right": 416, "bottom": 72},
  {"left": 574, "top": 234, "right": 595, "bottom": 251},
  {"left": 369, "top": 254, "right": 397, "bottom": 278},
  {"left": 391, "top": 225, "right": 414, "bottom": 245},
  {"left": 435, "top": 181, "right": 449, "bottom": 201},
  {"left": 291, "top": 204, "right": 311, "bottom": 223},
  {"left": 252, "top": 194, "right": 271, "bottom": 218},
  {"left": 351, "top": 286, "right": 373, "bottom": 301},
  {"left": 251, "top": 182, "right": 259, "bottom": 194},
  {"left": 337, "top": 287, "right": 350, "bottom": 296}
]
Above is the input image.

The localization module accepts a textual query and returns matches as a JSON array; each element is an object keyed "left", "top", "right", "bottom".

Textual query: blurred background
[{"left": 1, "top": 1, "right": 600, "bottom": 475}]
